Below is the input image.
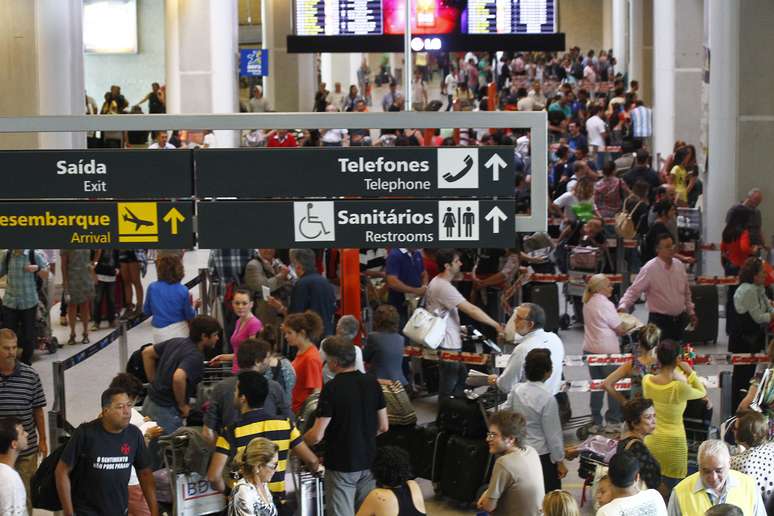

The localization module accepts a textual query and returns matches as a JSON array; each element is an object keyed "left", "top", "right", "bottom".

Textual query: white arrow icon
[
  {"left": 484, "top": 153, "right": 508, "bottom": 181},
  {"left": 485, "top": 206, "right": 508, "bottom": 234}
]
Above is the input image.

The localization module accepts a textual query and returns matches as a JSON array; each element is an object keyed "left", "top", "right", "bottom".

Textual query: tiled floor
[{"left": 29, "top": 251, "right": 733, "bottom": 515}]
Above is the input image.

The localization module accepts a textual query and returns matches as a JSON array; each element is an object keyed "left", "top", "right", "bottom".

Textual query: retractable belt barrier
[{"left": 48, "top": 268, "right": 209, "bottom": 447}]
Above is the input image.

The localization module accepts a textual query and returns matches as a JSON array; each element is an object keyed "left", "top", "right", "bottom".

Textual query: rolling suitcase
[
  {"left": 439, "top": 434, "right": 493, "bottom": 505},
  {"left": 436, "top": 395, "right": 488, "bottom": 439},
  {"left": 526, "top": 283, "right": 561, "bottom": 333},
  {"left": 683, "top": 285, "right": 719, "bottom": 344},
  {"left": 411, "top": 423, "right": 447, "bottom": 481}
]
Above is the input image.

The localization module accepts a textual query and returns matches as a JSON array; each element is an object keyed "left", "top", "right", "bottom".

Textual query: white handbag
[{"left": 402, "top": 307, "right": 448, "bottom": 349}]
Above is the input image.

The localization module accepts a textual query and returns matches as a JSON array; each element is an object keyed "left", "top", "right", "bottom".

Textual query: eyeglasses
[{"left": 263, "top": 461, "right": 279, "bottom": 471}]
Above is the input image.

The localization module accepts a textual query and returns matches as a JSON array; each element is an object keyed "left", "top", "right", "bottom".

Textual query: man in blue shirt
[
  {"left": 385, "top": 248, "right": 427, "bottom": 325},
  {"left": 288, "top": 249, "right": 337, "bottom": 337}
]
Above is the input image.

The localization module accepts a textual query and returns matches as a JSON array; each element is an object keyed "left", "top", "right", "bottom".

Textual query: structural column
[
  {"left": 165, "top": 0, "right": 239, "bottom": 146},
  {"left": 651, "top": 0, "right": 703, "bottom": 162},
  {"left": 320, "top": 53, "right": 362, "bottom": 97},
  {"left": 627, "top": 0, "right": 643, "bottom": 85},
  {"left": 612, "top": 0, "right": 628, "bottom": 76},
  {"left": 703, "top": 0, "right": 738, "bottom": 268}
]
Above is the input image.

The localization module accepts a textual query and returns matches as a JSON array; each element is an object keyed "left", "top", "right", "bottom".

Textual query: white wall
[{"left": 84, "top": 0, "right": 165, "bottom": 109}]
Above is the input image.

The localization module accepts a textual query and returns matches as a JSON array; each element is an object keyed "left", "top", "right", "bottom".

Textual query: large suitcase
[
  {"left": 683, "top": 285, "right": 719, "bottom": 344},
  {"left": 525, "top": 283, "right": 561, "bottom": 333},
  {"left": 410, "top": 423, "right": 447, "bottom": 481},
  {"left": 439, "top": 434, "right": 493, "bottom": 505},
  {"left": 436, "top": 395, "right": 488, "bottom": 439}
]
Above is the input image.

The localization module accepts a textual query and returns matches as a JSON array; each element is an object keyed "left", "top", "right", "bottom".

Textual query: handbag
[
  {"left": 379, "top": 379, "right": 417, "bottom": 426},
  {"left": 615, "top": 195, "right": 643, "bottom": 239},
  {"left": 402, "top": 306, "right": 448, "bottom": 349}
]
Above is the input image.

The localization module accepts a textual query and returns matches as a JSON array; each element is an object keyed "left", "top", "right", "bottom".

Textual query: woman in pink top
[
  {"left": 210, "top": 289, "right": 263, "bottom": 373},
  {"left": 582, "top": 274, "right": 629, "bottom": 433}
]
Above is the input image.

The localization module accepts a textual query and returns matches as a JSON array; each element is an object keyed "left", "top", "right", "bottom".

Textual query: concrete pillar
[
  {"left": 737, "top": 1, "right": 774, "bottom": 244},
  {"left": 652, "top": 0, "right": 703, "bottom": 160},
  {"left": 0, "top": 0, "right": 85, "bottom": 150},
  {"left": 704, "top": 0, "right": 738, "bottom": 266},
  {"left": 165, "top": 0, "right": 238, "bottom": 146},
  {"left": 628, "top": 0, "right": 644, "bottom": 83},
  {"left": 612, "top": 0, "right": 628, "bottom": 75},
  {"left": 261, "top": 0, "right": 317, "bottom": 112},
  {"left": 320, "top": 53, "right": 361, "bottom": 96}
]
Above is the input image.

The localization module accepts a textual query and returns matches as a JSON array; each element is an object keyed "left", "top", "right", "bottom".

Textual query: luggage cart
[
  {"left": 158, "top": 433, "right": 226, "bottom": 516},
  {"left": 290, "top": 455, "right": 324, "bottom": 516},
  {"left": 191, "top": 364, "right": 233, "bottom": 427}
]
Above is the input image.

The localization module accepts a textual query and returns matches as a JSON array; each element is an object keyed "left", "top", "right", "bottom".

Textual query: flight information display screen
[
  {"left": 467, "top": 0, "right": 556, "bottom": 34},
  {"left": 293, "top": 0, "right": 556, "bottom": 36},
  {"left": 295, "top": 0, "right": 383, "bottom": 36}
]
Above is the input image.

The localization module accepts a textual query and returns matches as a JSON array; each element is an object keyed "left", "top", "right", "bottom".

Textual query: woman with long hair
[
  {"left": 282, "top": 311, "right": 324, "bottom": 413},
  {"left": 642, "top": 339, "right": 706, "bottom": 491},
  {"left": 603, "top": 323, "right": 661, "bottom": 403}
]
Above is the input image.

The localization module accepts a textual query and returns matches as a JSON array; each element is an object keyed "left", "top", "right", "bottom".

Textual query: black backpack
[{"left": 31, "top": 440, "right": 71, "bottom": 510}]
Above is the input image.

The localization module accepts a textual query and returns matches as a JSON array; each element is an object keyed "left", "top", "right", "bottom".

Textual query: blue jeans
[
  {"left": 438, "top": 354, "right": 467, "bottom": 399},
  {"left": 142, "top": 396, "right": 183, "bottom": 469}
]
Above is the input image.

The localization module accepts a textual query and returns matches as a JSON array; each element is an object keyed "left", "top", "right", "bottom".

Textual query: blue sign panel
[{"left": 239, "top": 49, "right": 268, "bottom": 77}]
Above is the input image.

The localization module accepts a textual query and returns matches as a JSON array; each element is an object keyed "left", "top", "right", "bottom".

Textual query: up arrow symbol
[
  {"left": 484, "top": 153, "right": 508, "bottom": 181},
  {"left": 484, "top": 206, "right": 508, "bottom": 234}
]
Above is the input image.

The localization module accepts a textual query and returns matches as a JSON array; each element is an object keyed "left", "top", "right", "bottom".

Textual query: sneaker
[
  {"left": 90, "top": 322, "right": 100, "bottom": 331},
  {"left": 119, "top": 307, "right": 133, "bottom": 320}
]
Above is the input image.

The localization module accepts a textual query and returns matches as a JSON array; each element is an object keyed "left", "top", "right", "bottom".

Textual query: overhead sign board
[
  {"left": 195, "top": 147, "right": 515, "bottom": 198},
  {"left": 0, "top": 150, "right": 193, "bottom": 200},
  {"left": 0, "top": 202, "right": 193, "bottom": 248},
  {"left": 198, "top": 200, "right": 514, "bottom": 248}
]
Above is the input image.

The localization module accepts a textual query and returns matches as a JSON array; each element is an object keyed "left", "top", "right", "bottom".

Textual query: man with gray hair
[
  {"left": 489, "top": 303, "right": 565, "bottom": 395},
  {"left": 271, "top": 249, "right": 336, "bottom": 337},
  {"left": 320, "top": 315, "right": 366, "bottom": 383},
  {"left": 726, "top": 187, "right": 764, "bottom": 246},
  {"left": 668, "top": 439, "right": 765, "bottom": 516}
]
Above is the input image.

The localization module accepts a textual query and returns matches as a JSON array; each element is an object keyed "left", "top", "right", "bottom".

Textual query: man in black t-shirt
[
  {"left": 304, "top": 336, "right": 388, "bottom": 516},
  {"left": 622, "top": 149, "right": 661, "bottom": 203},
  {"left": 55, "top": 387, "right": 157, "bottom": 516},
  {"left": 142, "top": 315, "right": 221, "bottom": 466}
]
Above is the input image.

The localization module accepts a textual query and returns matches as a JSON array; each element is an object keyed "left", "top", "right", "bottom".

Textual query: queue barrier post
[
  {"left": 198, "top": 268, "right": 209, "bottom": 315},
  {"left": 118, "top": 321, "right": 129, "bottom": 374},
  {"left": 48, "top": 360, "right": 67, "bottom": 447}
]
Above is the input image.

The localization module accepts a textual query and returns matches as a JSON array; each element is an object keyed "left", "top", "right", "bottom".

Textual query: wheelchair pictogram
[{"left": 293, "top": 201, "right": 335, "bottom": 242}]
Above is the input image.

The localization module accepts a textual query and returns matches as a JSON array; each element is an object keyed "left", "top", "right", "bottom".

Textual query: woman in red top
[
  {"left": 722, "top": 208, "right": 757, "bottom": 276},
  {"left": 283, "top": 311, "right": 324, "bottom": 413}
]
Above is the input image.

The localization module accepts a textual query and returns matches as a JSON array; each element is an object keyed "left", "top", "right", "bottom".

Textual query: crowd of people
[{"left": 0, "top": 49, "right": 772, "bottom": 516}]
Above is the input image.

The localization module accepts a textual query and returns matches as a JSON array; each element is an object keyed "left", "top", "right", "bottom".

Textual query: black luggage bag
[
  {"left": 436, "top": 395, "right": 488, "bottom": 439},
  {"left": 439, "top": 434, "right": 493, "bottom": 505},
  {"left": 410, "top": 423, "right": 448, "bottom": 481},
  {"left": 683, "top": 285, "right": 719, "bottom": 344},
  {"left": 525, "top": 283, "right": 561, "bottom": 333}
]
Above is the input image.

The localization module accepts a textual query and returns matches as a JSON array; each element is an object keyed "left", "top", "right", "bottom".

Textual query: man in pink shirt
[{"left": 618, "top": 234, "right": 696, "bottom": 341}]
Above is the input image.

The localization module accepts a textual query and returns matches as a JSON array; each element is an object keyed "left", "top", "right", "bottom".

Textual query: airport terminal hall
[{"left": 2, "top": 0, "right": 774, "bottom": 515}]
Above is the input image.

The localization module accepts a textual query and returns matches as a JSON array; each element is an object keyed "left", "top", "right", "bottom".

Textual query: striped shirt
[
  {"left": 631, "top": 105, "right": 653, "bottom": 138},
  {"left": 215, "top": 409, "right": 302, "bottom": 495},
  {"left": 0, "top": 362, "right": 46, "bottom": 456}
]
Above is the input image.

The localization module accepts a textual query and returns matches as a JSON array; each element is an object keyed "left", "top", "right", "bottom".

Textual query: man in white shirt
[
  {"left": 426, "top": 250, "right": 504, "bottom": 398},
  {"left": 0, "top": 417, "right": 29, "bottom": 516},
  {"left": 585, "top": 104, "right": 607, "bottom": 169},
  {"left": 490, "top": 303, "right": 564, "bottom": 395},
  {"left": 147, "top": 130, "right": 175, "bottom": 149},
  {"left": 597, "top": 450, "right": 667, "bottom": 516}
]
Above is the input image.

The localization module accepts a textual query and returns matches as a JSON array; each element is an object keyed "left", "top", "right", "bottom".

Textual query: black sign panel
[
  {"left": 0, "top": 149, "right": 193, "bottom": 199},
  {"left": 0, "top": 202, "right": 193, "bottom": 249},
  {"left": 198, "top": 200, "right": 514, "bottom": 248},
  {"left": 195, "top": 147, "right": 515, "bottom": 198}
]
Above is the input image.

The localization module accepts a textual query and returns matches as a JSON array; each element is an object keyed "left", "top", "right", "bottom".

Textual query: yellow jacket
[{"left": 671, "top": 470, "right": 759, "bottom": 515}]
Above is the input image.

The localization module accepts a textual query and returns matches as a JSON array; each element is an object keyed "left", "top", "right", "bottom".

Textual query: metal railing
[{"left": 48, "top": 267, "right": 209, "bottom": 447}]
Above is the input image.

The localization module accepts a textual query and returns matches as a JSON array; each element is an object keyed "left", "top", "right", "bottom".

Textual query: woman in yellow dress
[{"left": 642, "top": 339, "right": 706, "bottom": 491}]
